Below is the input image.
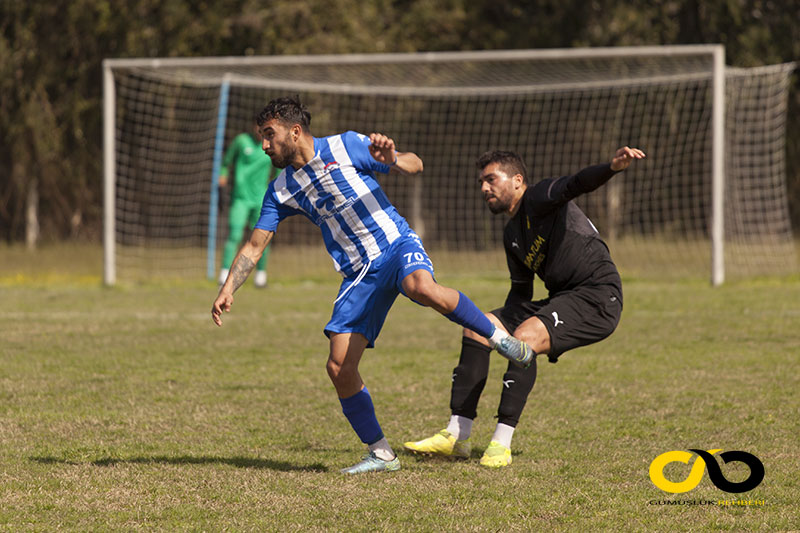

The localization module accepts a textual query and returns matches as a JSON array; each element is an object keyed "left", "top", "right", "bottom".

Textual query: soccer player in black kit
[{"left": 405, "top": 146, "right": 646, "bottom": 467}]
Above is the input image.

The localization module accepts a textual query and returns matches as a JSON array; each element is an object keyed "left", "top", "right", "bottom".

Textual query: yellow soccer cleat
[
  {"left": 403, "top": 429, "right": 471, "bottom": 459},
  {"left": 479, "top": 441, "right": 512, "bottom": 467}
]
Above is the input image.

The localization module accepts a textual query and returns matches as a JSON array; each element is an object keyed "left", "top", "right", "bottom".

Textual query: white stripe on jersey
[
  {"left": 305, "top": 153, "right": 376, "bottom": 271},
  {"left": 327, "top": 135, "right": 401, "bottom": 252},
  {"left": 273, "top": 170, "right": 295, "bottom": 206},
  {"left": 285, "top": 160, "right": 365, "bottom": 272},
  {"left": 273, "top": 163, "right": 362, "bottom": 272}
]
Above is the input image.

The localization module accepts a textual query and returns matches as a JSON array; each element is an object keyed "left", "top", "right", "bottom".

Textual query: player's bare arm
[
  {"left": 368, "top": 132, "right": 423, "bottom": 174},
  {"left": 610, "top": 146, "right": 646, "bottom": 171},
  {"left": 229, "top": 255, "right": 256, "bottom": 291},
  {"left": 212, "top": 228, "right": 273, "bottom": 326}
]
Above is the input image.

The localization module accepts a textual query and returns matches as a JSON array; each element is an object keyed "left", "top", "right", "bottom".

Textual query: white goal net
[{"left": 103, "top": 47, "right": 797, "bottom": 285}]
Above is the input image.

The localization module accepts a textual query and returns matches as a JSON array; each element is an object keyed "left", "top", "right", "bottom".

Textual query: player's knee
[
  {"left": 326, "top": 357, "right": 352, "bottom": 384},
  {"left": 514, "top": 324, "right": 550, "bottom": 354},
  {"left": 325, "top": 358, "right": 337, "bottom": 379},
  {"left": 403, "top": 273, "right": 437, "bottom": 306}
]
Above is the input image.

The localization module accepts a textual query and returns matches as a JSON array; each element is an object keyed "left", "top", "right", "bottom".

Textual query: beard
[
  {"left": 266, "top": 138, "right": 298, "bottom": 169},
  {"left": 268, "top": 149, "right": 294, "bottom": 169},
  {"left": 485, "top": 195, "right": 510, "bottom": 214}
]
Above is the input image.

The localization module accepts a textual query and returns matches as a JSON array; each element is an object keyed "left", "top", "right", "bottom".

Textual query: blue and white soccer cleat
[
  {"left": 340, "top": 452, "right": 401, "bottom": 475},
  {"left": 495, "top": 336, "right": 535, "bottom": 368}
]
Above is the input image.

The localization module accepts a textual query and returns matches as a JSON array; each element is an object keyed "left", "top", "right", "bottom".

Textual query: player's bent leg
[
  {"left": 513, "top": 316, "right": 552, "bottom": 356},
  {"left": 450, "top": 335, "right": 493, "bottom": 417},
  {"left": 462, "top": 314, "right": 505, "bottom": 345},
  {"left": 458, "top": 298, "right": 535, "bottom": 369},
  {"left": 462, "top": 313, "right": 537, "bottom": 370},
  {"left": 491, "top": 316, "right": 548, "bottom": 369},
  {"left": 326, "top": 332, "right": 369, "bottom": 398},
  {"left": 400, "top": 269, "right": 501, "bottom": 344},
  {"left": 479, "top": 357, "right": 539, "bottom": 468},
  {"left": 496, "top": 359, "right": 538, "bottom": 430},
  {"left": 494, "top": 335, "right": 536, "bottom": 369},
  {"left": 400, "top": 269, "right": 458, "bottom": 314},
  {"left": 403, "top": 327, "right": 497, "bottom": 460},
  {"left": 328, "top": 332, "right": 400, "bottom": 474}
]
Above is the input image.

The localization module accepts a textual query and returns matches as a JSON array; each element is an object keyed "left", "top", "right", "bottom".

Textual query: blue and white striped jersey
[{"left": 254, "top": 131, "right": 411, "bottom": 277}]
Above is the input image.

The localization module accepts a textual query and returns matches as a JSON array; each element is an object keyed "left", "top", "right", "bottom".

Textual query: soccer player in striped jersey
[{"left": 211, "top": 96, "right": 532, "bottom": 474}]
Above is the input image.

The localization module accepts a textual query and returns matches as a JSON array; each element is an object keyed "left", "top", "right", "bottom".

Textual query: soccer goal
[{"left": 102, "top": 46, "right": 797, "bottom": 285}]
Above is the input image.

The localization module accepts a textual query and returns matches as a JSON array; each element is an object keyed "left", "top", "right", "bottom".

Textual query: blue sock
[
  {"left": 444, "top": 291, "right": 496, "bottom": 339},
  {"left": 339, "top": 387, "right": 384, "bottom": 445}
]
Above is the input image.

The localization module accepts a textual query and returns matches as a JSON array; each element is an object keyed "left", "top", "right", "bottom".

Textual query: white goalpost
[{"left": 102, "top": 46, "right": 797, "bottom": 285}]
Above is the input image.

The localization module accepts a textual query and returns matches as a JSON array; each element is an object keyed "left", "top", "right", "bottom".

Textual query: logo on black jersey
[
  {"left": 523, "top": 235, "right": 546, "bottom": 271},
  {"left": 551, "top": 311, "right": 564, "bottom": 328}
]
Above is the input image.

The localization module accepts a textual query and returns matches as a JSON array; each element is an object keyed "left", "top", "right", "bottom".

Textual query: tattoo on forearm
[{"left": 230, "top": 256, "right": 255, "bottom": 291}]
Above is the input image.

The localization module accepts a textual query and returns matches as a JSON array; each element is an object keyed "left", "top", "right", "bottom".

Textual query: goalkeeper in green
[{"left": 218, "top": 127, "right": 276, "bottom": 287}]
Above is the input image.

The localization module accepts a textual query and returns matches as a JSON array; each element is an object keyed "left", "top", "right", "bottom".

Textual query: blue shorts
[{"left": 324, "top": 232, "right": 435, "bottom": 348}]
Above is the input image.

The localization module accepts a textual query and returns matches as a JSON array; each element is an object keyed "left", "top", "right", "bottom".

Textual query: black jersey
[{"left": 503, "top": 163, "right": 622, "bottom": 305}]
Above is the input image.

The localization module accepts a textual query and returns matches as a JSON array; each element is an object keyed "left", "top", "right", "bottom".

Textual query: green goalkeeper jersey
[{"left": 220, "top": 133, "right": 274, "bottom": 205}]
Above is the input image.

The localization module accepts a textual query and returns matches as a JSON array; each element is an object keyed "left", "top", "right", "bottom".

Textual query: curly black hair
[{"left": 255, "top": 96, "right": 312, "bottom": 131}]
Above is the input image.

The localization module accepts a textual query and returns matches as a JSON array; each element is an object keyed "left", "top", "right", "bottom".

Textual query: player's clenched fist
[{"left": 368, "top": 133, "right": 397, "bottom": 165}]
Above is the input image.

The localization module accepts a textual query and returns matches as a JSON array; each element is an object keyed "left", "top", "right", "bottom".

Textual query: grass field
[{"left": 1, "top": 244, "right": 799, "bottom": 531}]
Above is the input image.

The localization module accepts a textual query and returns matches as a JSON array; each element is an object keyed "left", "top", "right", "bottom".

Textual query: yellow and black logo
[{"left": 649, "top": 449, "right": 764, "bottom": 493}]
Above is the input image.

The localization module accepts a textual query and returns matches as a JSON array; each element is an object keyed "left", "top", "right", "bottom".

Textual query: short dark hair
[
  {"left": 476, "top": 150, "right": 528, "bottom": 183},
  {"left": 255, "top": 96, "right": 312, "bottom": 131}
]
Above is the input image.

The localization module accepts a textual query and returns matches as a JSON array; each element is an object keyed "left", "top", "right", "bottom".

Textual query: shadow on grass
[{"left": 30, "top": 455, "right": 328, "bottom": 472}]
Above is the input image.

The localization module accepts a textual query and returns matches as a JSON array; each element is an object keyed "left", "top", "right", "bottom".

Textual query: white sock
[
  {"left": 446, "top": 415, "right": 473, "bottom": 441},
  {"left": 491, "top": 423, "right": 515, "bottom": 449},
  {"left": 368, "top": 437, "right": 395, "bottom": 461},
  {"left": 489, "top": 328, "right": 509, "bottom": 348},
  {"left": 218, "top": 268, "right": 229, "bottom": 285}
]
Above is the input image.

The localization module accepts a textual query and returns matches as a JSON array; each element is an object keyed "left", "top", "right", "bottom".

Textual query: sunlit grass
[{"left": 1, "top": 249, "right": 798, "bottom": 530}]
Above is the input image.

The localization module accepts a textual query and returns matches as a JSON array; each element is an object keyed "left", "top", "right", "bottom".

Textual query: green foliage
[{"left": 1, "top": 0, "right": 798, "bottom": 241}]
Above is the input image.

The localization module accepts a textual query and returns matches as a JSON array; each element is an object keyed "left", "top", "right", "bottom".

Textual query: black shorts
[{"left": 491, "top": 283, "right": 623, "bottom": 363}]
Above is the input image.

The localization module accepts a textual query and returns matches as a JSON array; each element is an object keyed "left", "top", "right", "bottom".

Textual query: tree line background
[{"left": 1, "top": 0, "right": 798, "bottom": 243}]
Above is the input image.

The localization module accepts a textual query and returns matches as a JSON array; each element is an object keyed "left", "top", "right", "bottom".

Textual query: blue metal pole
[{"left": 207, "top": 76, "right": 231, "bottom": 281}]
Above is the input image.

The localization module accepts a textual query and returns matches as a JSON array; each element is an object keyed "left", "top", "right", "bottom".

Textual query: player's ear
[{"left": 513, "top": 173, "right": 524, "bottom": 188}]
